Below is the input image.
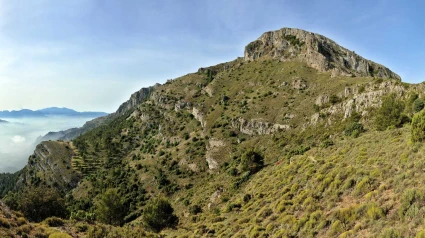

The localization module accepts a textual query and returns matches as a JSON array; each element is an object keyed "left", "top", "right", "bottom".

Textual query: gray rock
[{"left": 244, "top": 28, "right": 401, "bottom": 80}]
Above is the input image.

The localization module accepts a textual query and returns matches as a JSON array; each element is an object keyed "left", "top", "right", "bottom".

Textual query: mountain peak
[
  {"left": 244, "top": 27, "right": 401, "bottom": 80},
  {"left": 37, "top": 107, "right": 78, "bottom": 114}
]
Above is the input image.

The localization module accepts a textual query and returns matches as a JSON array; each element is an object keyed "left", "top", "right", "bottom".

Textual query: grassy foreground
[{"left": 165, "top": 126, "right": 425, "bottom": 237}]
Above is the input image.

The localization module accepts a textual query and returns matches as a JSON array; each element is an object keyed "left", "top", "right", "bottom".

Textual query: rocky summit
[
  {"left": 245, "top": 28, "right": 401, "bottom": 79},
  {"left": 3, "top": 28, "right": 425, "bottom": 237}
]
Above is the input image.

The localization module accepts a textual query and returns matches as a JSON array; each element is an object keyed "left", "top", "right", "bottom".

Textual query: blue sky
[{"left": 0, "top": 0, "right": 424, "bottom": 112}]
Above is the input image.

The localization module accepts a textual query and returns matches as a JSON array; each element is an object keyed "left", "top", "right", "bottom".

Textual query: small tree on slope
[{"left": 411, "top": 110, "right": 425, "bottom": 142}]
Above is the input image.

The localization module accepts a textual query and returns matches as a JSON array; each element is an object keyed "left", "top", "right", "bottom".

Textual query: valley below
[{"left": 0, "top": 111, "right": 106, "bottom": 173}]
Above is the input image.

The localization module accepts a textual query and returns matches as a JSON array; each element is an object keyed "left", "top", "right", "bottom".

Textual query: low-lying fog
[{"left": 0, "top": 116, "right": 94, "bottom": 173}]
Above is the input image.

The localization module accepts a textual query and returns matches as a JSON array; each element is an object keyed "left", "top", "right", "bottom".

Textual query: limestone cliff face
[
  {"left": 231, "top": 118, "right": 290, "bottom": 135},
  {"left": 116, "top": 85, "right": 158, "bottom": 115},
  {"left": 16, "top": 141, "right": 81, "bottom": 193},
  {"left": 244, "top": 28, "right": 401, "bottom": 80}
]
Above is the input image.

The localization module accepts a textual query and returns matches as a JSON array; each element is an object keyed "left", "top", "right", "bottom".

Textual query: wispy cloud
[{"left": 11, "top": 135, "right": 25, "bottom": 144}]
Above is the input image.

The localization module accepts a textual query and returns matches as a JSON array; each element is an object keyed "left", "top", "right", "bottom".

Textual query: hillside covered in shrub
[{"left": 2, "top": 28, "right": 425, "bottom": 237}]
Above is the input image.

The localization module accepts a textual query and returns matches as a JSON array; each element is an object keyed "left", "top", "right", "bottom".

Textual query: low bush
[
  {"left": 189, "top": 205, "right": 202, "bottom": 215},
  {"left": 344, "top": 122, "right": 365, "bottom": 137},
  {"left": 412, "top": 110, "right": 425, "bottom": 142},
  {"left": 75, "top": 223, "right": 89, "bottom": 232},
  {"left": 0, "top": 217, "right": 10, "bottom": 228},
  {"left": 44, "top": 217, "right": 65, "bottom": 227},
  {"left": 142, "top": 198, "right": 178, "bottom": 232},
  {"left": 16, "top": 217, "right": 27, "bottom": 226},
  {"left": 48, "top": 233, "right": 72, "bottom": 238},
  {"left": 375, "top": 94, "right": 407, "bottom": 131},
  {"left": 240, "top": 150, "right": 264, "bottom": 174},
  {"left": 414, "top": 98, "right": 425, "bottom": 112}
]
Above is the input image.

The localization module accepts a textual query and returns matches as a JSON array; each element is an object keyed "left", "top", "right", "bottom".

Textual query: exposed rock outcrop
[
  {"left": 205, "top": 139, "right": 225, "bottom": 171},
  {"left": 244, "top": 27, "right": 401, "bottom": 80},
  {"left": 231, "top": 117, "right": 290, "bottom": 135},
  {"left": 192, "top": 107, "right": 206, "bottom": 128},
  {"left": 311, "top": 81, "right": 407, "bottom": 125},
  {"left": 116, "top": 86, "right": 157, "bottom": 115},
  {"left": 292, "top": 78, "right": 308, "bottom": 90},
  {"left": 16, "top": 141, "right": 82, "bottom": 193},
  {"left": 56, "top": 86, "right": 158, "bottom": 141}
]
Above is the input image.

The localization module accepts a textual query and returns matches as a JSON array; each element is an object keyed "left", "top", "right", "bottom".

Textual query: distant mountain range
[{"left": 0, "top": 107, "right": 107, "bottom": 118}]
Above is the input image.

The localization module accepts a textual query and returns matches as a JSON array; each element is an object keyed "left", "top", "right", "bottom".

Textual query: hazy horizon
[
  {"left": 0, "top": 106, "right": 111, "bottom": 113},
  {"left": 0, "top": 116, "right": 99, "bottom": 173}
]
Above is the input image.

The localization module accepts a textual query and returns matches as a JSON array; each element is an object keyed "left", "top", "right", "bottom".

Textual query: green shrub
[
  {"left": 16, "top": 217, "right": 27, "bottom": 226},
  {"left": 240, "top": 150, "right": 264, "bottom": 174},
  {"left": 189, "top": 204, "right": 202, "bottom": 215},
  {"left": 320, "top": 139, "right": 334, "bottom": 148},
  {"left": 375, "top": 93, "right": 407, "bottom": 131},
  {"left": 48, "top": 233, "right": 72, "bottom": 238},
  {"left": 16, "top": 186, "right": 67, "bottom": 222},
  {"left": 411, "top": 110, "right": 425, "bottom": 142},
  {"left": 87, "top": 225, "right": 108, "bottom": 238},
  {"left": 329, "top": 220, "right": 344, "bottom": 236},
  {"left": 344, "top": 122, "right": 365, "bottom": 137},
  {"left": 0, "top": 217, "right": 10, "bottom": 228},
  {"left": 16, "top": 224, "right": 31, "bottom": 235},
  {"left": 44, "top": 217, "right": 65, "bottom": 227},
  {"left": 381, "top": 229, "right": 402, "bottom": 238},
  {"left": 233, "top": 171, "right": 252, "bottom": 189},
  {"left": 417, "top": 230, "right": 425, "bottom": 238},
  {"left": 329, "top": 94, "right": 341, "bottom": 104},
  {"left": 367, "top": 203, "right": 384, "bottom": 220},
  {"left": 75, "top": 223, "right": 89, "bottom": 232},
  {"left": 70, "top": 210, "right": 95, "bottom": 222},
  {"left": 414, "top": 98, "right": 425, "bottom": 112},
  {"left": 142, "top": 198, "right": 178, "bottom": 232}
]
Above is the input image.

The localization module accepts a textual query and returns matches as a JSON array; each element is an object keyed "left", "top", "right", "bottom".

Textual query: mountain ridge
[
  {"left": 4, "top": 27, "right": 425, "bottom": 237},
  {"left": 0, "top": 107, "right": 107, "bottom": 118},
  {"left": 40, "top": 85, "right": 158, "bottom": 142}
]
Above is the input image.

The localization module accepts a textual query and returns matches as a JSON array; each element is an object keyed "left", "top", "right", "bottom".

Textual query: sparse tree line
[{"left": 3, "top": 186, "right": 178, "bottom": 232}]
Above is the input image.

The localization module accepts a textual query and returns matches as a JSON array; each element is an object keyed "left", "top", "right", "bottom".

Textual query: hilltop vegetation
[{"left": 2, "top": 27, "right": 425, "bottom": 237}]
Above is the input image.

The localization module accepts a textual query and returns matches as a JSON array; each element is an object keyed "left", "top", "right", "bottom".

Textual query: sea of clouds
[{"left": 0, "top": 116, "right": 94, "bottom": 173}]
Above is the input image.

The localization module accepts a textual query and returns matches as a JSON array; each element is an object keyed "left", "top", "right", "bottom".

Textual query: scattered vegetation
[
  {"left": 5, "top": 186, "right": 67, "bottom": 222},
  {"left": 2, "top": 52, "right": 425, "bottom": 237},
  {"left": 284, "top": 34, "right": 305, "bottom": 46}
]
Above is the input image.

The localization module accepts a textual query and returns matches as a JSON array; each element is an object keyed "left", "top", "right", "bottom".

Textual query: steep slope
[
  {"left": 166, "top": 127, "right": 425, "bottom": 237},
  {"left": 7, "top": 27, "right": 425, "bottom": 237},
  {"left": 53, "top": 85, "right": 157, "bottom": 141},
  {"left": 16, "top": 141, "right": 82, "bottom": 193}
]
